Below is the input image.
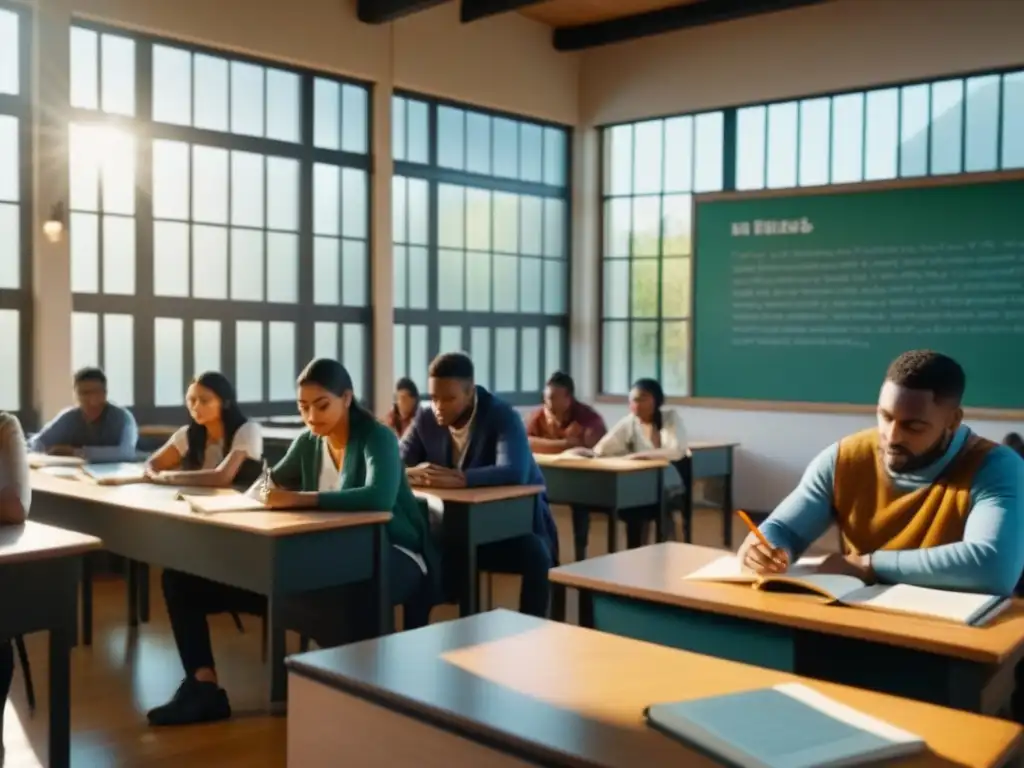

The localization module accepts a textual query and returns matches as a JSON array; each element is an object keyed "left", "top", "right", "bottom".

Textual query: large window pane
[
  {"left": 1004, "top": 72, "right": 1024, "bottom": 169},
  {"left": 864, "top": 88, "right": 898, "bottom": 181},
  {"left": 931, "top": 79, "right": 964, "bottom": 175},
  {"left": 799, "top": 98, "right": 830, "bottom": 187},
  {"left": 831, "top": 93, "right": 864, "bottom": 183},
  {"left": 766, "top": 102, "right": 798, "bottom": 189},
  {"left": 736, "top": 106, "right": 766, "bottom": 190},
  {"left": 964, "top": 75, "right": 999, "bottom": 173}
]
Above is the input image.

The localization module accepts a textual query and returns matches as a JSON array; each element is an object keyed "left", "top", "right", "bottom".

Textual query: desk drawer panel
[
  {"left": 690, "top": 448, "right": 731, "bottom": 479},
  {"left": 591, "top": 593, "right": 796, "bottom": 672},
  {"left": 540, "top": 468, "right": 660, "bottom": 509}
]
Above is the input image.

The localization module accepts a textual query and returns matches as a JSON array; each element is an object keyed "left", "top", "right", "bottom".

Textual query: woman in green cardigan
[{"left": 147, "top": 358, "right": 438, "bottom": 728}]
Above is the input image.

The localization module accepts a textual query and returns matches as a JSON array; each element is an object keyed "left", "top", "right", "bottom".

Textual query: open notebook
[
  {"left": 176, "top": 490, "right": 266, "bottom": 515},
  {"left": 645, "top": 682, "right": 925, "bottom": 768},
  {"left": 684, "top": 555, "right": 1008, "bottom": 626},
  {"left": 82, "top": 463, "right": 147, "bottom": 486}
]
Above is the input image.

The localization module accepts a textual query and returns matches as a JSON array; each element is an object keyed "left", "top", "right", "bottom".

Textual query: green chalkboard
[{"left": 692, "top": 178, "right": 1024, "bottom": 409}]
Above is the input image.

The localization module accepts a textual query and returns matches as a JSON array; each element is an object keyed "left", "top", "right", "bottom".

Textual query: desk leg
[
  {"left": 265, "top": 597, "right": 287, "bottom": 709},
  {"left": 126, "top": 560, "right": 139, "bottom": 628},
  {"left": 578, "top": 590, "right": 594, "bottom": 629},
  {"left": 722, "top": 471, "right": 734, "bottom": 547},
  {"left": 80, "top": 555, "right": 93, "bottom": 647},
  {"left": 655, "top": 470, "right": 667, "bottom": 543},
  {"left": 47, "top": 627, "right": 72, "bottom": 768},
  {"left": 606, "top": 509, "right": 619, "bottom": 554},
  {"left": 137, "top": 562, "right": 150, "bottom": 623},
  {"left": 373, "top": 526, "right": 392, "bottom": 636},
  {"left": 460, "top": 542, "right": 479, "bottom": 617}
]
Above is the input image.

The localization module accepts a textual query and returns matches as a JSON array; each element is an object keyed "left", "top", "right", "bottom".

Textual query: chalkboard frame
[{"left": 681, "top": 170, "right": 1024, "bottom": 420}]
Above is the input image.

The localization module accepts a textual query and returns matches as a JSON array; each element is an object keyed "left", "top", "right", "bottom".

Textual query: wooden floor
[{"left": 3, "top": 504, "right": 840, "bottom": 767}]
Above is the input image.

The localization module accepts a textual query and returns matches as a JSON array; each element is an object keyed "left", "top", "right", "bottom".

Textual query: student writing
[
  {"left": 401, "top": 352, "right": 557, "bottom": 618},
  {"left": 147, "top": 359, "right": 437, "bottom": 727},
  {"left": 0, "top": 412, "right": 30, "bottom": 759},
  {"left": 145, "top": 372, "right": 263, "bottom": 487},
  {"left": 740, "top": 350, "right": 1024, "bottom": 597},
  {"left": 28, "top": 367, "right": 138, "bottom": 462}
]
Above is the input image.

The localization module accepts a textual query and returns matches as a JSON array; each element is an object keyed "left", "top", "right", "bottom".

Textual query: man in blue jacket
[{"left": 400, "top": 352, "right": 557, "bottom": 617}]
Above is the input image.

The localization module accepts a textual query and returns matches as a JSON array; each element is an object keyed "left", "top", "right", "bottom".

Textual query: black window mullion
[{"left": 297, "top": 73, "right": 315, "bottom": 368}]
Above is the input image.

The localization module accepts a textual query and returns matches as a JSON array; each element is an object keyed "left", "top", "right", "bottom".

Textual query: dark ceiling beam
[
  {"left": 552, "top": 0, "right": 829, "bottom": 51},
  {"left": 357, "top": 0, "right": 448, "bottom": 24},
  {"left": 460, "top": 0, "right": 547, "bottom": 23}
]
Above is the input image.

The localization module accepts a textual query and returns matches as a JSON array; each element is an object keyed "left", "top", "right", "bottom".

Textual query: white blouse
[
  {"left": 168, "top": 421, "right": 263, "bottom": 470},
  {"left": 0, "top": 412, "right": 30, "bottom": 516},
  {"left": 594, "top": 407, "right": 689, "bottom": 461}
]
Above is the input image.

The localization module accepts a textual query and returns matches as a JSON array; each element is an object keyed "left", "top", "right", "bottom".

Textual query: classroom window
[
  {"left": 599, "top": 112, "right": 722, "bottom": 396},
  {"left": 68, "top": 23, "right": 372, "bottom": 422},
  {"left": 0, "top": 3, "right": 31, "bottom": 420},
  {"left": 602, "top": 67, "right": 1024, "bottom": 399},
  {"left": 392, "top": 93, "right": 570, "bottom": 405}
]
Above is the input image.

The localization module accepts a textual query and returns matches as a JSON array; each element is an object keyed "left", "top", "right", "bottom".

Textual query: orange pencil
[{"left": 736, "top": 509, "right": 771, "bottom": 549}]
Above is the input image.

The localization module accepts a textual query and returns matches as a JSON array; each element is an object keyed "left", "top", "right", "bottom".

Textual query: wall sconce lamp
[{"left": 43, "top": 201, "right": 66, "bottom": 244}]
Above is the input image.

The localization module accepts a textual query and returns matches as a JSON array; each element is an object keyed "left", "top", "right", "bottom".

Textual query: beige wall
[
  {"left": 27, "top": 0, "right": 579, "bottom": 418},
  {"left": 573, "top": 0, "right": 1024, "bottom": 510}
]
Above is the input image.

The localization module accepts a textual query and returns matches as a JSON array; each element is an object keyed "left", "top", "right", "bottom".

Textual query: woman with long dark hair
[
  {"left": 383, "top": 377, "right": 419, "bottom": 437},
  {"left": 145, "top": 371, "right": 263, "bottom": 487},
  {"left": 146, "top": 359, "right": 438, "bottom": 728},
  {"left": 0, "top": 412, "right": 30, "bottom": 759},
  {"left": 587, "top": 377, "right": 689, "bottom": 551}
]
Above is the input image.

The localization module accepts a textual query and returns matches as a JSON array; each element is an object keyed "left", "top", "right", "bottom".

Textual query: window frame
[
  {"left": 393, "top": 89, "right": 572, "bottom": 406},
  {"left": 597, "top": 62, "right": 1024, "bottom": 401},
  {"left": 0, "top": 1, "right": 34, "bottom": 428},
  {"left": 67, "top": 19, "right": 374, "bottom": 423}
]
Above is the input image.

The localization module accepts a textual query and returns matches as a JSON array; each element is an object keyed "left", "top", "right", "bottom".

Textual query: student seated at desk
[
  {"left": 0, "top": 412, "right": 30, "bottom": 757},
  {"left": 739, "top": 350, "right": 1024, "bottom": 597},
  {"left": 147, "top": 359, "right": 438, "bottom": 727},
  {"left": 401, "top": 352, "right": 558, "bottom": 618},
  {"left": 28, "top": 367, "right": 138, "bottom": 462},
  {"left": 144, "top": 372, "right": 263, "bottom": 487},
  {"left": 526, "top": 371, "right": 607, "bottom": 562},
  {"left": 383, "top": 377, "right": 419, "bottom": 438},
  {"left": 584, "top": 378, "right": 688, "bottom": 551}
]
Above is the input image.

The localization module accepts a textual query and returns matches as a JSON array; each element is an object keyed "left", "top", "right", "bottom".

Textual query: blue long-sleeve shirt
[
  {"left": 761, "top": 425, "right": 1024, "bottom": 597},
  {"left": 28, "top": 404, "right": 139, "bottom": 463}
]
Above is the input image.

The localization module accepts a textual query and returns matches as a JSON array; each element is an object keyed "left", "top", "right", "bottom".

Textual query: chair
[{"left": 13, "top": 635, "right": 34, "bottom": 711}]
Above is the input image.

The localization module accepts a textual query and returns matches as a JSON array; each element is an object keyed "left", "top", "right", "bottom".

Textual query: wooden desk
[
  {"left": 534, "top": 454, "right": 668, "bottom": 557},
  {"left": 550, "top": 542, "right": 1024, "bottom": 716},
  {"left": 0, "top": 522, "right": 102, "bottom": 768},
  {"left": 414, "top": 485, "right": 542, "bottom": 616},
  {"left": 685, "top": 441, "right": 739, "bottom": 545},
  {"left": 29, "top": 471, "right": 392, "bottom": 706},
  {"left": 285, "top": 610, "right": 1022, "bottom": 768}
]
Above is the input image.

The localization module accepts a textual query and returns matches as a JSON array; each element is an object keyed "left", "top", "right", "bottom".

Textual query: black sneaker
[{"left": 146, "top": 678, "right": 232, "bottom": 726}]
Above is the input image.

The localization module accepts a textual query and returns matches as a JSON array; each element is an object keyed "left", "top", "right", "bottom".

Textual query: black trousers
[
  {"left": 476, "top": 533, "right": 551, "bottom": 618},
  {"left": 571, "top": 505, "right": 657, "bottom": 561},
  {"left": 162, "top": 548, "right": 432, "bottom": 677},
  {"left": 0, "top": 639, "right": 11, "bottom": 746}
]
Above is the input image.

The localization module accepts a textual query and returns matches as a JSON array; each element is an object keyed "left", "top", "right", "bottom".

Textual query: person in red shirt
[
  {"left": 526, "top": 372, "right": 607, "bottom": 561},
  {"left": 527, "top": 372, "right": 606, "bottom": 455}
]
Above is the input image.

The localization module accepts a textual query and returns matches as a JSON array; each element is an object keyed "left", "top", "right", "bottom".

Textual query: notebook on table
[
  {"left": 176, "top": 490, "right": 266, "bottom": 515},
  {"left": 684, "top": 555, "right": 1008, "bottom": 627},
  {"left": 82, "top": 462, "right": 148, "bottom": 486},
  {"left": 645, "top": 683, "right": 925, "bottom": 768},
  {"left": 28, "top": 453, "right": 85, "bottom": 469}
]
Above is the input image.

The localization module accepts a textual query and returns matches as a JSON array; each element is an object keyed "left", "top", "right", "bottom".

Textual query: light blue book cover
[{"left": 645, "top": 683, "right": 925, "bottom": 768}]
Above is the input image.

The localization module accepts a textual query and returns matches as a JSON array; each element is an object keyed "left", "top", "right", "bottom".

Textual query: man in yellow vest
[{"left": 740, "top": 349, "right": 1024, "bottom": 598}]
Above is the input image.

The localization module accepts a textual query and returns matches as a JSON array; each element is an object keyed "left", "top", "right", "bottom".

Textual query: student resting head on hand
[
  {"left": 147, "top": 359, "right": 438, "bottom": 728},
  {"left": 0, "top": 411, "right": 30, "bottom": 757},
  {"left": 144, "top": 371, "right": 263, "bottom": 488},
  {"left": 383, "top": 377, "right": 419, "bottom": 437}
]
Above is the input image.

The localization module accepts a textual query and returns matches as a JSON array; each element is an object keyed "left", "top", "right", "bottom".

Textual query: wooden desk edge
[
  {"left": 286, "top": 661, "right": 578, "bottom": 768},
  {"left": 31, "top": 478, "right": 393, "bottom": 537},
  {"left": 548, "top": 568, "right": 1017, "bottom": 665},
  {"left": 0, "top": 533, "right": 103, "bottom": 565}
]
